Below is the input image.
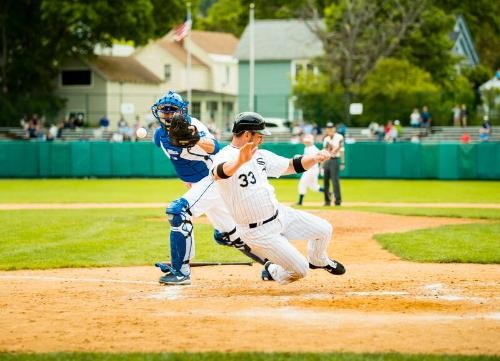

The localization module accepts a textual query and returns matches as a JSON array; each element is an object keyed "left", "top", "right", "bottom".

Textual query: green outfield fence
[{"left": 0, "top": 141, "right": 499, "bottom": 179}]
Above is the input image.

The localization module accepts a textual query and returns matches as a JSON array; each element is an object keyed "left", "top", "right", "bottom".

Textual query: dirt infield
[{"left": 0, "top": 210, "right": 499, "bottom": 355}]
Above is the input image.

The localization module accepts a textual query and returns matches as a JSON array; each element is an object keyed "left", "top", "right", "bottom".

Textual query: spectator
[
  {"left": 410, "top": 108, "right": 421, "bottom": 128},
  {"left": 312, "top": 122, "right": 322, "bottom": 137},
  {"left": 420, "top": 105, "right": 432, "bottom": 135},
  {"left": 117, "top": 115, "right": 131, "bottom": 140},
  {"left": 452, "top": 104, "right": 461, "bottom": 126},
  {"left": 336, "top": 122, "right": 347, "bottom": 137},
  {"left": 99, "top": 115, "right": 110, "bottom": 129},
  {"left": 48, "top": 124, "right": 59, "bottom": 139},
  {"left": 411, "top": 134, "right": 421, "bottom": 143},
  {"left": 460, "top": 104, "right": 468, "bottom": 127},
  {"left": 479, "top": 115, "right": 492, "bottom": 142},
  {"left": 384, "top": 120, "right": 394, "bottom": 142},
  {"left": 73, "top": 114, "right": 84, "bottom": 129},
  {"left": 460, "top": 132, "right": 471, "bottom": 144},
  {"left": 302, "top": 122, "right": 313, "bottom": 134},
  {"left": 393, "top": 120, "right": 402, "bottom": 141}
]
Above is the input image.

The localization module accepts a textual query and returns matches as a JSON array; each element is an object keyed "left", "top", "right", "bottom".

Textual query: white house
[{"left": 54, "top": 30, "right": 239, "bottom": 131}]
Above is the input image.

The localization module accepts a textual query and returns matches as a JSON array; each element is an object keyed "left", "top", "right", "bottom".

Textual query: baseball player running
[
  {"left": 211, "top": 112, "right": 346, "bottom": 285},
  {"left": 296, "top": 134, "right": 322, "bottom": 206},
  {"left": 151, "top": 91, "right": 265, "bottom": 285}
]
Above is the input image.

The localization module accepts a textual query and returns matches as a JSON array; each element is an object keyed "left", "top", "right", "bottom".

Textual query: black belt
[{"left": 249, "top": 210, "right": 279, "bottom": 229}]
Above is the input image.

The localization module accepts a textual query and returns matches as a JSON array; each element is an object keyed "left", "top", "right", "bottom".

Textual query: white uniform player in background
[
  {"left": 296, "top": 134, "right": 322, "bottom": 206},
  {"left": 211, "top": 112, "right": 346, "bottom": 285}
]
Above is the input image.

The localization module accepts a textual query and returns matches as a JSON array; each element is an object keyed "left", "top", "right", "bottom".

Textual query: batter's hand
[
  {"left": 315, "top": 150, "right": 331, "bottom": 163},
  {"left": 238, "top": 142, "right": 257, "bottom": 165}
]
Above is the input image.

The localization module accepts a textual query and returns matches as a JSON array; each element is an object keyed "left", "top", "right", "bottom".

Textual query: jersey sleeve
[
  {"left": 190, "top": 117, "right": 219, "bottom": 154},
  {"left": 259, "top": 149, "right": 289, "bottom": 178},
  {"left": 210, "top": 148, "right": 233, "bottom": 178}
]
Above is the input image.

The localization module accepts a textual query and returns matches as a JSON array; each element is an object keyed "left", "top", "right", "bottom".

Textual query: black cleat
[
  {"left": 261, "top": 261, "right": 274, "bottom": 281},
  {"left": 309, "top": 259, "right": 346, "bottom": 275}
]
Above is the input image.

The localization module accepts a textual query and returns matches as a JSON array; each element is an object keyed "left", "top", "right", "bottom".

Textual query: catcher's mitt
[{"left": 169, "top": 114, "right": 200, "bottom": 148}]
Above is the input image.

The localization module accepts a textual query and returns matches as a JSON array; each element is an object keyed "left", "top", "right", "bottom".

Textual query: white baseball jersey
[
  {"left": 212, "top": 145, "right": 336, "bottom": 285},
  {"left": 298, "top": 144, "right": 321, "bottom": 195},
  {"left": 212, "top": 146, "right": 289, "bottom": 226},
  {"left": 323, "top": 133, "right": 344, "bottom": 158}
]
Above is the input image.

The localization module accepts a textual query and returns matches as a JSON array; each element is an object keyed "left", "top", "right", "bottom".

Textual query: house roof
[
  {"left": 190, "top": 30, "right": 239, "bottom": 55},
  {"left": 92, "top": 56, "right": 162, "bottom": 83},
  {"left": 235, "top": 19, "right": 323, "bottom": 61},
  {"left": 156, "top": 38, "right": 207, "bottom": 66}
]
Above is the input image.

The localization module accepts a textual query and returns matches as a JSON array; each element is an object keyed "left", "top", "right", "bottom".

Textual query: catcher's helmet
[
  {"left": 151, "top": 90, "right": 189, "bottom": 130},
  {"left": 232, "top": 112, "right": 271, "bottom": 135}
]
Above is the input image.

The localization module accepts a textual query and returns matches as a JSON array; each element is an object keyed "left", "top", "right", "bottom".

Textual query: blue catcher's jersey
[{"left": 153, "top": 117, "right": 220, "bottom": 183}]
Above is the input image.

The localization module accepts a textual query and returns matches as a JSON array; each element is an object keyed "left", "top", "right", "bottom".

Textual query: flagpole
[
  {"left": 249, "top": 3, "right": 255, "bottom": 112},
  {"left": 187, "top": 2, "right": 192, "bottom": 106}
]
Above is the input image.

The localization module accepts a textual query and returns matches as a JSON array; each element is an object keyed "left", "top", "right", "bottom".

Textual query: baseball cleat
[
  {"left": 261, "top": 261, "right": 274, "bottom": 281},
  {"left": 309, "top": 259, "right": 346, "bottom": 275},
  {"left": 159, "top": 272, "right": 191, "bottom": 285}
]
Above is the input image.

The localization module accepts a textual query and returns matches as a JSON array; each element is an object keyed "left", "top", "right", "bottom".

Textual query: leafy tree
[
  {"left": 150, "top": 0, "right": 188, "bottom": 37},
  {"left": 199, "top": 0, "right": 245, "bottom": 36},
  {"left": 434, "top": 0, "right": 500, "bottom": 70},
  {"left": 396, "top": 7, "right": 457, "bottom": 85},
  {"left": 360, "top": 58, "right": 441, "bottom": 125},
  {"left": 0, "top": 0, "right": 155, "bottom": 125},
  {"left": 302, "top": 0, "right": 429, "bottom": 122}
]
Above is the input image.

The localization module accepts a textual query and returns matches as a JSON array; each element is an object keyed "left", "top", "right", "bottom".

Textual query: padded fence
[{"left": 0, "top": 141, "right": 499, "bottom": 179}]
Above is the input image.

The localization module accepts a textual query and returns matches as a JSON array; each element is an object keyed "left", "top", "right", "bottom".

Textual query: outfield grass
[
  {"left": 0, "top": 208, "right": 246, "bottom": 270},
  {"left": 1, "top": 179, "right": 499, "bottom": 203},
  {"left": 344, "top": 206, "right": 500, "bottom": 220},
  {"left": 375, "top": 223, "right": 500, "bottom": 263},
  {"left": 0, "top": 353, "right": 498, "bottom": 361}
]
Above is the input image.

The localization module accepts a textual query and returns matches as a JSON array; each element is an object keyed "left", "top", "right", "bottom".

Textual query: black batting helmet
[{"left": 232, "top": 112, "right": 271, "bottom": 135}]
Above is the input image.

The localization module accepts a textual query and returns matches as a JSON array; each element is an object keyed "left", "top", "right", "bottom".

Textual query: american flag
[{"left": 174, "top": 17, "right": 192, "bottom": 42}]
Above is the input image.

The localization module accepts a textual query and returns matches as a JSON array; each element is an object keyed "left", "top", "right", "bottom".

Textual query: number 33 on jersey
[{"left": 212, "top": 147, "right": 289, "bottom": 226}]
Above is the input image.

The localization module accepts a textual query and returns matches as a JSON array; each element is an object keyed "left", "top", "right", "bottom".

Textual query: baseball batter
[
  {"left": 211, "top": 112, "right": 346, "bottom": 285},
  {"left": 151, "top": 91, "right": 264, "bottom": 285},
  {"left": 297, "top": 134, "right": 322, "bottom": 206}
]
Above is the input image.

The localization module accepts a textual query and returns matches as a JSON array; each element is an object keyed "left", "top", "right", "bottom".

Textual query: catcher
[{"left": 151, "top": 91, "right": 266, "bottom": 285}]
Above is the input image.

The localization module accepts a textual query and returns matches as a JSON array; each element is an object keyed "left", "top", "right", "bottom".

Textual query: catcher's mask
[{"left": 151, "top": 90, "right": 189, "bottom": 131}]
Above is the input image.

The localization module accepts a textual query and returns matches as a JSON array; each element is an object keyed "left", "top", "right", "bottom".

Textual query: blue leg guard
[{"left": 166, "top": 198, "right": 193, "bottom": 274}]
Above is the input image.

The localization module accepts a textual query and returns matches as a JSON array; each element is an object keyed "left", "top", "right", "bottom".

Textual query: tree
[
  {"left": 434, "top": 0, "right": 500, "bottom": 70},
  {"left": 0, "top": 0, "right": 155, "bottom": 125},
  {"left": 395, "top": 7, "right": 457, "bottom": 85},
  {"left": 360, "top": 58, "right": 441, "bottom": 125},
  {"left": 303, "top": 0, "right": 428, "bottom": 121}
]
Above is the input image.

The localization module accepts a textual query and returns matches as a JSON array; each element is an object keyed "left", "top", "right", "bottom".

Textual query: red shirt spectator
[{"left": 460, "top": 132, "right": 471, "bottom": 144}]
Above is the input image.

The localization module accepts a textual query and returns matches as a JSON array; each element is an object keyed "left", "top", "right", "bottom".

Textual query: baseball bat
[{"left": 155, "top": 262, "right": 252, "bottom": 273}]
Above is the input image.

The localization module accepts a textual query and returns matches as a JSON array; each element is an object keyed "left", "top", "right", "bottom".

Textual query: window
[
  {"left": 191, "top": 102, "right": 201, "bottom": 120},
  {"left": 61, "top": 70, "right": 91, "bottom": 86},
  {"left": 164, "top": 64, "right": 171, "bottom": 82},
  {"left": 207, "top": 101, "right": 218, "bottom": 122}
]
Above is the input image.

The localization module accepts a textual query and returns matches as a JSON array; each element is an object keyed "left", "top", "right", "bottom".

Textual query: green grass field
[
  {"left": 1, "top": 179, "right": 499, "bottom": 203},
  {"left": 375, "top": 223, "right": 500, "bottom": 263},
  {"left": 0, "top": 208, "right": 246, "bottom": 270},
  {"left": 0, "top": 352, "right": 498, "bottom": 361},
  {"left": 0, "top": 179, "right": 499, "bottom": 269}
]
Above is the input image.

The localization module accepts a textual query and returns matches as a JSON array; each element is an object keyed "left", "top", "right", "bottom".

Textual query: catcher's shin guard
[{"left": 166, "top": 198, "right": 194, "bottom": 274}]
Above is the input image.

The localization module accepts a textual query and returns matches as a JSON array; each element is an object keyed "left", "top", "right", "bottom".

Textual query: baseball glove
[{"left": 169, "top": 113, "right": 200, "bottom": 148}]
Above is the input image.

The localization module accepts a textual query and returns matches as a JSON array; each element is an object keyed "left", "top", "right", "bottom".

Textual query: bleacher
[{"left": 0, "top": 125, "right": 497, "bottom": 143}]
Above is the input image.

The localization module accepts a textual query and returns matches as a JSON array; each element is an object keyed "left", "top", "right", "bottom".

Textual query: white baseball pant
[{"left": 239, "top": 203, "right": 333, "bottom": 285}]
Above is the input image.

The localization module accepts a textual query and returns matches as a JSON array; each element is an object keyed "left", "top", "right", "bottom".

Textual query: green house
[{"left": 235, "top": 20, "right": 323, "bottom": 121}]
